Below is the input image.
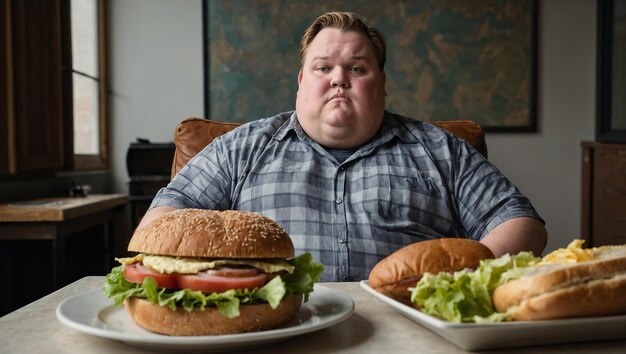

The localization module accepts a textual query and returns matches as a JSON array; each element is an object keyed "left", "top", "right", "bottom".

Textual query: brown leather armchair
[{"left": 170, "top": 118, "right": 488, "bottom": 179}]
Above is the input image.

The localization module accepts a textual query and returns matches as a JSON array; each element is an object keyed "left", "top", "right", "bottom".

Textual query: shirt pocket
[
  {"left": 403, "top": 172, "right": 447, "bottom": 200},
  {"left": 368, "top": 167, "right": 453, "bottom": 233}
]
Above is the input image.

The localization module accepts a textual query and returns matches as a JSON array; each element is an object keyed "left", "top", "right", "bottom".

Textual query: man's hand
[{"left": 135, "top": 205, "right": 178, "bottom": 231}]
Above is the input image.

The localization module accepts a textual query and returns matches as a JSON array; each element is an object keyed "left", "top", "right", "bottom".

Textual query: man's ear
[{"left": 298, "top": 69, "right": 303, "bottom": 86}]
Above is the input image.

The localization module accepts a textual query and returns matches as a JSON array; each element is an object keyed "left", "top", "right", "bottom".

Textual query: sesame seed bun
[{"left": 128, "top": 209, "right": 295, "bottom": 259}]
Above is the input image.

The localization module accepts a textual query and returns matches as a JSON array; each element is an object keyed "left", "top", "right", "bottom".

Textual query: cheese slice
[{"left": 116, "top": 254, "right": 295, "bottom": 274}]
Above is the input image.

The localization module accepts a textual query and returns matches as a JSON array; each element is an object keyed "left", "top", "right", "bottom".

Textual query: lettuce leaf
[
  {"left": 102, "top": 252, "right": 323, "bottom": 318},
  {"left": 409, "top": 251, "right": 539, "bottom": 323},
  {"left": 283, "top": 252, "right": 324, "bottom": 301}
]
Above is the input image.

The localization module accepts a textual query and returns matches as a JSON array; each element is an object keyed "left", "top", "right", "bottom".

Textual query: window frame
[
  {"left": 62, "top": 0, "right": 108, "bottom": 171},
  {"left": 0, "top": 0, "right": 16, "bottom": 175}
]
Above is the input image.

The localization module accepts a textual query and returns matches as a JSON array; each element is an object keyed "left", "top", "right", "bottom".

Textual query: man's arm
[
  {"left": 135, "top": 205, "right": 178, "bottom": 231},
  {"left": 479, "top": 217, "right": 547, "bottom": 257}
]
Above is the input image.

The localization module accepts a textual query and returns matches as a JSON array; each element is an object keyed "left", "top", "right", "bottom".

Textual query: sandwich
[
  {"left": 492, "top": 243, "right": 626, "bottom": 321},
  {"left": 410, "top": 239, "right": 626, "bottom": 323},
  {"left": 368, "top": 238, "right": 495, "bottom": 305},
  {"left": 103, "top": 209, "right": 324, "bottom": 335}
]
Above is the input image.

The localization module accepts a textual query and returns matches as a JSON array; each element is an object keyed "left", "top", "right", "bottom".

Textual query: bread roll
[{"left": 368, "top": 238, "right": 494, "bottom": 304}]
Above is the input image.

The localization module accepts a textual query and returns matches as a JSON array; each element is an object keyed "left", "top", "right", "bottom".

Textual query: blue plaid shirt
[{"left": 151, "top": 111, "right": 543, "bottom": 281}]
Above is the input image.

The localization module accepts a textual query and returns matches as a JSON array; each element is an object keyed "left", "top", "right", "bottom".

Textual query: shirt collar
[
  {"left": 272, "top": 111, "right": 302, "bottom": 142},
  {"left": 353, "top": 111, "right": 421, "bottom": 158},
  {"left": 378, "top": 111, "right": 422, "bottom": 143}
]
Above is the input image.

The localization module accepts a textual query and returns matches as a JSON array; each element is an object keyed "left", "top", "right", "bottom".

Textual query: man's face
[{"left": 295, "top": 28, "right": 386, "bottom": 149}]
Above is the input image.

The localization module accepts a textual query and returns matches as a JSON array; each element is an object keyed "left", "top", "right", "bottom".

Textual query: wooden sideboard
[
  {"left": 581, "top": 142, "right": 626, "bottom": 246},
  {"left": 0, "top": 194, "right": 129, "bottom": 315}
]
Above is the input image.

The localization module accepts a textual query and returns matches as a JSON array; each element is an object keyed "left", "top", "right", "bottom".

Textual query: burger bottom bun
[
  {"left": 124, "top": 294, "right": 303, "bottom": 336},
  {"left": 506, "top": 275, "right": 626, "bottom": 321}
]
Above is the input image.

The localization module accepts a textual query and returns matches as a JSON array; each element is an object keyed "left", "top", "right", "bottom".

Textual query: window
[{"left": 66, "top": 0, "right": 108, "bottom": 169}]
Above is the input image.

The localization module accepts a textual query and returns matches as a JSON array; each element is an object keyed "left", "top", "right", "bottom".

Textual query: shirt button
[
  {"left": 341, "top": 276, "right": 349, "bottom": 282},
  {"left": 336, "top": 197, "right": 343, "bottom": 204}
]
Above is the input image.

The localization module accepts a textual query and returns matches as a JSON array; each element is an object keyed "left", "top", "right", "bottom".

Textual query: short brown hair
[{"left": 299, "top": 12, "right": 386, "bottom": 71}]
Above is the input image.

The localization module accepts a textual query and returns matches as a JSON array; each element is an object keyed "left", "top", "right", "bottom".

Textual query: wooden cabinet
[
  {"left": 581, "top": 142, "right": 626, "bottom": 246},
  {"left": 0, "top": 194, "right": 129, "bottom": 315}
]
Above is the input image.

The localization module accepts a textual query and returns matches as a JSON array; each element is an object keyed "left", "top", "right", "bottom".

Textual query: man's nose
[{"left": 330, "top": 69, "right": 349, "bottom": 88}]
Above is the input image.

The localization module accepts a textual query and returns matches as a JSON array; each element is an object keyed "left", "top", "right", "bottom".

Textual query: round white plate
[{"left": 56, "top": 285, "right": 354, "bottom": 353}]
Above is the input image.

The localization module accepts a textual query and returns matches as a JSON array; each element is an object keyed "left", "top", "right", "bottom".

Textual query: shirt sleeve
[
  {"left": 149, "top": 136, "right": 234, "bottom": 211},
  {"left": 451, "top": 138, "right": 544, "bottom": 240}
]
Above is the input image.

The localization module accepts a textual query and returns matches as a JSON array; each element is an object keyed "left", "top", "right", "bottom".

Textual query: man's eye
[
  {"left": 350, "top": 67, "right": 363, "bottom": 73},
  {"left": 316, "top": 66, "right": 330, "bottom": 72}
]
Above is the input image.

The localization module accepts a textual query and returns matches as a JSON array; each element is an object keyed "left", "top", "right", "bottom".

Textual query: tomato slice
[
  {"left": 177, "top": 271, "right": 267, "bottom": 293},
  {"left": 124, "top": 263, "right": 271, "bottom": 294},
  {"left": 123, "top": 263, "right": 179, "bottom": 289}
]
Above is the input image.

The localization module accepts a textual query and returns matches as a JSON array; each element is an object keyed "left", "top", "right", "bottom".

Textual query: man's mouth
[{"left": 330, "top": 93, "right": 350, "bottom": 102}]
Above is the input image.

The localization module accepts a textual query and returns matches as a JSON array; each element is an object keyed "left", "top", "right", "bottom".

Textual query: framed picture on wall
[
  {"left": 203, "top": 0, "right": 538, "bottom": 132},
  {"left": 597, "top": 0, "right": 626, "bottom": 142}
]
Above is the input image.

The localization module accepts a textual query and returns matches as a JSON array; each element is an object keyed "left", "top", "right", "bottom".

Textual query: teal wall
[{"left": 205, "top": 0, "right": 535, "bottom": 131}]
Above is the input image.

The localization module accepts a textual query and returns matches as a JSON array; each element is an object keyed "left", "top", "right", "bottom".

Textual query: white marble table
[{"left": 1, "top": 276, "right": 625, "bottom": 353}]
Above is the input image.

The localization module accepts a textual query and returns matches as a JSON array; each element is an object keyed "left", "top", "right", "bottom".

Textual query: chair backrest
[{"left": 171, "top": 117, "right": 488, "bottom": 179}]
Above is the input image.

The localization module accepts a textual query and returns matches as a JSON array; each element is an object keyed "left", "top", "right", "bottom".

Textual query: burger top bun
[
  {"left": 368, "top": 238, "right": 494, "bottom": 304},
  {"left": 128, "top": 209, "right": 295, "bottom": 259},
  {"left": 492, "top": 245, "right": 626, "bottom": 321}
]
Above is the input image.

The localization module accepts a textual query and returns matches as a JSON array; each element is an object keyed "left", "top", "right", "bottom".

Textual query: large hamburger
[
  {"left": 368, "top": 238, "right": 495, "bottom": 305},
  {"left": 103, "top": 209, "right": 323, "bottom": 335}
]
